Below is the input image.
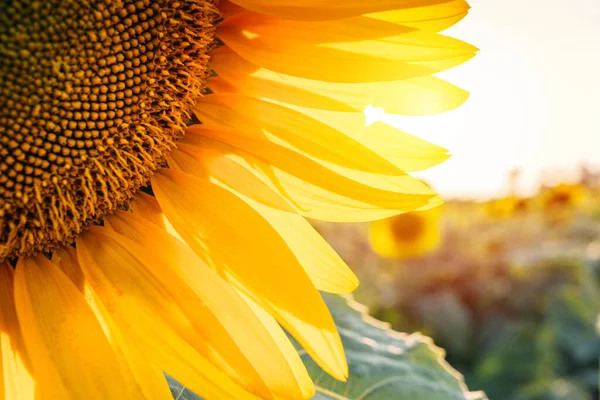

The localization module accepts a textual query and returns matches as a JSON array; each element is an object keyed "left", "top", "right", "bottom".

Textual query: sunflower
[
  {"left": 541, "top": 183, "right": 586, "bottom": 210},
  {"left": 538, "top": 183, "right": 587, "bottom": 224},
  {"left": 482, "top": 196, "right": 527, "bottom": 220},
  {"left": 369, "top": 205, "right": 443, "bottom": 259},
  {"left": 0, "top": 0, "right": 475, "bottom": 398}
]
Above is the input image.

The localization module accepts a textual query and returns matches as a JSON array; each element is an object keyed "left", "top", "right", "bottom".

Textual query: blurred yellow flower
[
  {"left": 369, "top": 206, "right": 443, "bottom": 259},
  {"left": 513, "top": 197, "right": 531, "bottom": 213},
  {"left": 482, "top": 196, "right": 530, "bottom": 219},
  {"left": 0, "top": 0, "right": 474, "bottom": 398},
  {"left": 541, "top": 183, "right": 586, "bottom": 210},
  {"left": 537, "top": 183, "right": 587, "bottom": 223}
]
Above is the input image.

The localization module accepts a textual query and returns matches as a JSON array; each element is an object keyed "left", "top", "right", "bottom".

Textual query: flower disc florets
[{"left": 0, "top": 0, "right": 218, "bottom": 259}]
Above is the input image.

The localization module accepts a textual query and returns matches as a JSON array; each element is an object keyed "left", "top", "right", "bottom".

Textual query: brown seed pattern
[{"left": 0, "top": 0, "right": 218, "bottom": 259}]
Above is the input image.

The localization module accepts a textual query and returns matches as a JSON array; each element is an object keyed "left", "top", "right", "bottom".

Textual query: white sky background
[{"left": 382, "top": 0, "right": 600, "bottom": 199}]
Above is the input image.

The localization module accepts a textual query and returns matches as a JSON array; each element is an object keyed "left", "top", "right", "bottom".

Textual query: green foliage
[
  {"left": 366, "top": 256, "right": 600, "bottom": 400},
  {"left": 471, "top": 324, "right": 558, "bottom": 399},
  {"left": 297, "top": 293, "right": 486, "bottom": 400}
]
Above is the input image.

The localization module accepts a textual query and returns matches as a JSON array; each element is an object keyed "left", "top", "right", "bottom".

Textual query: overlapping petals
[{"left": 2, "top": 1, "right": 473, "bottom": 399}]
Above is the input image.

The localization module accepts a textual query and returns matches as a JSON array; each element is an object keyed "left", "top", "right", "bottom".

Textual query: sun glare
[{"left": 364, "top": 105, "right": 385, "bottom": 126}]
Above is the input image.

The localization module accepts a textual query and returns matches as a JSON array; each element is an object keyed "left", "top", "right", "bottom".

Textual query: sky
[{"left": 383, "top": 0, "right": 600, "bottom": 199}]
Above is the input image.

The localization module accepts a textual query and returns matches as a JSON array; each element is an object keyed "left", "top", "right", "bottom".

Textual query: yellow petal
[
  {"left": 51, "top": 247, "right": 85, "bottom": 291},
  {"left": 109, "top": 210, "right": 312, "bottom": 399},
  {"left": 126, "top": 322, "right": 260, "bottom": 400},
  {"left": 209, "top": 47, "right": 469, "bottom": 115},
  {"left": 217, "top": 12, "right": 476, "bottom": 82},
  {"left": 183, "top": 125, "right": 434, "bottom": 222},
  {"left": 152, "top": 170, "right": 348, "bottom": 380},
  {"left": 220, "top": 0, "right": 245, "bottom": 19},
  {"left": 367, "top": 1, "right": 470, "bottom": 32},
  {"left": 76, "top": 228, "right": 273, "bottom": 400},
  {"left": 222, "top": 11, "right": 417, "bottom": 43},
  {"left": 195, "top": 93, "right": 449, "bottom": 172},
  {"left": 53, "top": 248, "right": 174, "bottom": 400},
  {"left": 129, "top": 192, "right": 166, "bottom": 227},
  {"left": 227, "top": 0, "right": 460, "bottom": 21},
  {"left": 417, "top": 194, "right": 444, "bottom": 211},
  {"left": 278, "top": 106, "right": 450, "bottom": 172},
  {"left": 237, "top": 292, "right": 315, "bottom": 399},
  {"left": 170, "top": 148, "right": 358, "bottom": 294},
  {"left": 195, "top": 94, "right": 403, "bottom": 175},
  {"left": 239, "top": 204, "right": 359, "bottom": 294},
  {"left": 0, "top": 262, "right": 34, "bottom": 400},
  {"left": 171, "top": 142, "right": 296, "bottom": 213},
  {"left": 14, "top": 255, "right": 143, "bottom": 399}
]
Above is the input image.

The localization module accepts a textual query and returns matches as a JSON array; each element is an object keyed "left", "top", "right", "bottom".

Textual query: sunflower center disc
[
  {"left": 391, "top": 213, "right": 426, "bottom": 242},
  {"left": 0, "top": 0, "right": 218, "bottom": 259}
]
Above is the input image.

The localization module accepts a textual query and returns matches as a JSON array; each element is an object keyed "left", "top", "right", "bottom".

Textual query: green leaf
[
  {"left": 166, "top": 375, "right": 202, "bottom": 400},
  {"left": 298, "top": 293, "right": 487, "bottom": 400}
]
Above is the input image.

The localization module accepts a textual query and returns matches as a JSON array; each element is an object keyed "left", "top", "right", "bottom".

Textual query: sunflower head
[
  {"left": 541, "top": 183, "right": 586, "bottom": 210},
  {"left": 0, "top": 0, "right": 218, "bottom": 259},
  {"left": 369, "top": 205, "right": 443, "bottom": 259},
  {"left": 0, "top": 1, "right": 475, "bottom": 399},
  {"left": 482, "top": 196, "right": 526, "bottom": 220},
  {"left": 513, "top": 197, "right": 530, "bottom": 213},
  {"left": 537, "top": 183, "right": 587, "bottom": 224}
]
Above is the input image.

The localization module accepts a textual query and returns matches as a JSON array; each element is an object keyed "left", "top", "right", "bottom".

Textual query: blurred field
[{"left": 315, "top": 174, "right": 600, "bottom": 400}]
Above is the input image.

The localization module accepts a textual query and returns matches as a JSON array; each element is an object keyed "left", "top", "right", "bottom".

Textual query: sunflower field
[{"left": 315, "top": 178, "right": 600, "bottom": 400}]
